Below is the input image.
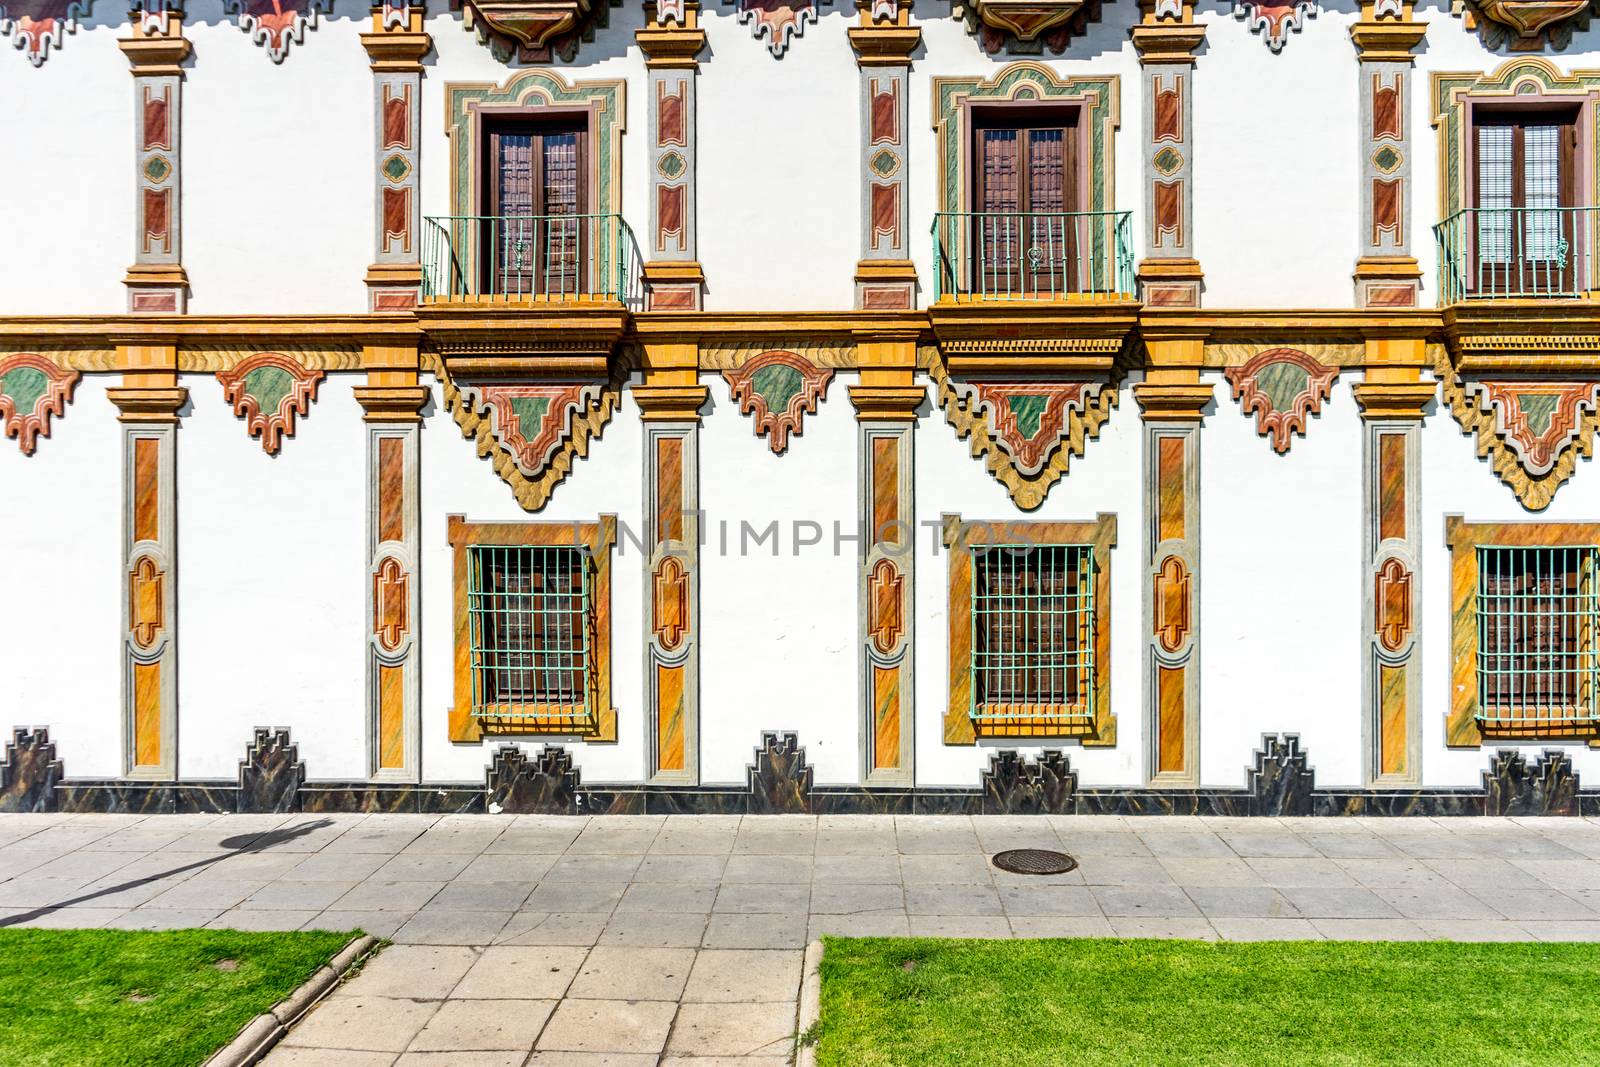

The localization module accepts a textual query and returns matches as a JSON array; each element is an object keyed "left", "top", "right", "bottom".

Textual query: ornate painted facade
[{"left": 8, "top": 1, "right": 1600, "bottom": 816}]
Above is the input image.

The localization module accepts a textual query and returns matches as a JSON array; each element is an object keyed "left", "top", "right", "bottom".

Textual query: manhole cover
[{"left": 991, "top": 848, "right": 1077, "bottom": 875}]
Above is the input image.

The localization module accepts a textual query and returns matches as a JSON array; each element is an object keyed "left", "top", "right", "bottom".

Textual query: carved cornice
[
  {"left": 416, "top": 306, "right": 629, "bottom": 377},
  {"left": 928, "top": 302, "right": 1139, "bottom": 376}
]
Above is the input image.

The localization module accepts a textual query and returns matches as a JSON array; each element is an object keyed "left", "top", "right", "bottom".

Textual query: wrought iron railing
[
  {"left": 932, "top": 210, "right": 1135, "bottom": 301},
  {"left": 1434, "top": 206, "right": 1600, "bottom": 303},
  {"left": 422, "top": 213, "right": 642, "bottom": 305}
]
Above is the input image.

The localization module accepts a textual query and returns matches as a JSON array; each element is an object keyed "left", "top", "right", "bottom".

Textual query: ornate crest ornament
[
  {"left": 1233, "top": 0, "right": 1316, "bottom": 51},
  {"left": 930, "top": 361, "right": 1119, "bottom": 510},
  {"left": 222, "top": 0, "right": 333, "bottom": 61},
  {"left": 217, "top": 352, "right": 324, "bottom": 454},
  {"left": 1453, "top": 0, "right": 1599, "bottom": 51},
  {"left": 456, "top": 0, "right": 623, "bottom": 61},
  {"left": 1224, "top": 347, "right": 1338, "bottom": 453},
  {"left": 951, "top": 0, "right": 1103, "bottom": 54},
  {"left": 0, "top": 354, "right": 78, "bottom": 455},
  {"left": 1438, "top": 354, "right": 1600, "bottom": 511},
  {"left": 722, "top": 0, "right": 833, "bottom": 56},
  {"left": 0, "top": 0, "right": 93, "bottom": 65},
  {"left": 431, "top": 356, "right": 622, "bottom": 512},
  {"left": 724, "top": 350, "right": 834, "bottom": 454}
]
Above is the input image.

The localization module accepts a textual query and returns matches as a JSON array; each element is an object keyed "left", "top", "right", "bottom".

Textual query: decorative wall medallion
[
  {"left": 1153, "top": 555, "right": 1190, "bottom": 655},
  {"left": 724, "top": 350, "right": 833, "bottom": 455},
  {"left": 722, "top": 0, "right": 833, "bottom": 56},
  {"left": 457, "top": 0, "right": 624, "bottom": 61},
  {"left": 0, "top": 0, "right": 92, "bottom": 65},
  {"left": 1374, "top": 557, "right": 1412, "bottom": 653},
  {"left": 217, "top": 353, "right": 325, "bottom": 455},
  {"left": 1224, "top": 348, "right": 1338, "bottom": 454},
  {"left": 1455, "top": 0, "right": 1598, "bottom": 51},
  {"left": 128, "top": 555, "right": 166, "bottom": 650},
  {"left": 652, "top": 554, "right": 689, "bottom": 652},
  {"left": 952, "top": 0, "right": 1104, "bottom": 54},
  {"left": 223, "top": 0, "right": 333, "bottom": 62},
  {"left": 373, "top": 556, "right": 409, "bottom": 654},
  {"left": 930, "top": 361, "right": 1120, "bottom": 510},
  {"left": 0, "top": 353, "right": 78, "bottom": 455},
  {"left": 1233, "top": 0, "right": 1316, "bottom": 51},
  {"left": 867, "top": 558, "right": 903, "bottom": 655}
]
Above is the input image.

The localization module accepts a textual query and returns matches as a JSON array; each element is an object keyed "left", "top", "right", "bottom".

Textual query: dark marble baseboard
[{"left": 3, "top": 727, "right": 1591, "bottom": 818}]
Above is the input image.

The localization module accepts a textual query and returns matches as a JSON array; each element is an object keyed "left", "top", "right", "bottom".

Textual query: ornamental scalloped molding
[
  {"left": 927, "top": 356, "right": 1122, "bottom": 511},
  {"left": 0, "top": 0, "right": 93, "bottom": 66},
  {"left": 426, "top": 352, "right": 621, "bottom": 513},
  {"left": 0, "top": 353, "right": 79, "bottom": 455},
  {"left": 950, "top": 0, "right": 1104, "bottom": 56},
  {"left": 457, "top": 0, "right": 622, "bottom": 62},
  {"left": 222, "top": 0, "right": 332, "bottom": 61},
  {"left": 1453, "top": 0, "right": 1599, "bottom": 51},
  {"left": 1435, "top": 348, "right": 1600, "bottom": 511},
  {"left": 723, "top": 349, "right": 834, "bottom": 455},
  {"left": 217, "top": 352, "right": 325, "bottom": 455},
  {"left": 1233, "top": 0, "right": 1316, "bottom": 51},
  {"left": 466, "top": 381, "right": 606, "bottom": 475},
  {"left": 1224, "top": 347, "right": 1338, "bottom": 454},
  {"left": 722, "top": 0, "right": 833, "bottom": 57}
]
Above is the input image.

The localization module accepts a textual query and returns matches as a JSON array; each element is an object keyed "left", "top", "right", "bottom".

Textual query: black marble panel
[
  {"left": 1075, "top": 791, "right": 1252, "bottom": 817},
  {"left": 1311, "top": 791, "right": 1486, "bottom": 817},
  {"left": 0, "top": 728, "right": 63, "bottom": 814},
  {"left": 301, "top": 785, "right": 422, "bottom": 813},
  {"left": 635, "top": 790, "right": 746, "bottom": 815},
  {"left": 1249, "top": 734, "right": 1316, "bottom": 817},
  {"left": 1485, "top": 749, "right": 1580, "bottom": 817},
  {"left": 487, "top": 746, "right": 579, "bottom": 815},
  {"left": 748, "top": 733, "right": 812, "bottom": 815},
  {"left": 981, "top": 750, "right": 1077, "bottom": 815},
  {"left": 238, "top": 729, "right": 304, "bottom": 814}
]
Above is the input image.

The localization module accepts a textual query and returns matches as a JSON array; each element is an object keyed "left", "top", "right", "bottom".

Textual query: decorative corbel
[
  {"left": 849, "top": 0, "right": 919, "bottom": 311},
  {"left": 636, "top": 1, "right": 706, "bottom": 311},
  {"left": 1130, "top": 0, "right": 1205, "bottom": 309},
  {"left": 1351, "top": 0, "right": 1426, "bottom": 308},
  {"left": 120, "top": 1, "right": 191, "bottom": 313}
]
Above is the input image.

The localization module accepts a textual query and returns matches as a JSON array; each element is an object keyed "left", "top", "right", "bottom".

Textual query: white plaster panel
[
  {"left": 696, "top": 372, "right": 859, "bottom": 785},
  {"left": 913, "top": 372, "right": 1145, "bottom": 790},
  {"left": 181, "top": 0, "right": 372, "bottom": 313},
  {"left": 0, "top": 380, "right": 123, "bottom": 776},
  {"left": 1419, "top": 396, "right": 1600, "bottom": 788},
  {"left": 1201, "top": 373, "right": 1365, "bottom": 788},
  {"left": 0, "top": 16, "right": 130, "bottom": 315},
  {"left": 418, "top": 377, "right": 646, "bottom": 784},
  {"left": 176, "top": 374, "right": 367, "bottom": 778}
]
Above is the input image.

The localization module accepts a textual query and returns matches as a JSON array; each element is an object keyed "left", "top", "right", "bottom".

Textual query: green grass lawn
[
  {"left": 812, "top": 937, "right": 1600, "bottom": 1066},
  {"left": 0, "top": 928, "right": 360, "bottom": 1067}
]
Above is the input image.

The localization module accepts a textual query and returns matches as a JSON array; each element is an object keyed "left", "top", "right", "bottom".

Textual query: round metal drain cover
[{"left": 991, "top": 848, "right": 1078, "bottom": 875}]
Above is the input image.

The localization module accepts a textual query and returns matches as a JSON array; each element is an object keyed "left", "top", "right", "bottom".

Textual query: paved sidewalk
[{"left": 6, "top": 813, "right": 1600, "bottom": 1064}]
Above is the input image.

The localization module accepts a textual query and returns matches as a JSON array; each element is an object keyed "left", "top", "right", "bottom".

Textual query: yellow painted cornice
[
  {"left": 1129, "top": 22, "right": 1205, "bottom": 65},
  {"left": 1353, "top": 380, "right": 1436, "bottom": 420},
  {"left": 1441, "top": 300, "right": 1600, "bottom": 372},
  {"left": 1349, "top": 19, "right": 1426, "bottom": 62},
  {"left": 360, "top": 29, "right": 431, "bottom": 70},
  {"left": 353, "top": 383, "right": 431, "bottom": 422}
]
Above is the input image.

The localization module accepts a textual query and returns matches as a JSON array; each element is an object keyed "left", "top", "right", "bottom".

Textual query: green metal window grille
[
  {"left": 970, "top": 544, "right": 1096, "bottom": 726},
  {"left": 467, "top": 544, "right": 596, "bottom": 731},
  {"left": 1475, "top": 545, "right": 1600, "bottom": 729}
]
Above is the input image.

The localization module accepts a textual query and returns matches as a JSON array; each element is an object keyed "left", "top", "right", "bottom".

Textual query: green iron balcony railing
[
  {"left": 932, "top": 210, "right": 1135, "bottom": 301},
  {"left": 1434, "top": 206, "right": 1600, "bottom": 303},
  {"left": 422, "top": 213, "right": 642, "bottom": 305}
]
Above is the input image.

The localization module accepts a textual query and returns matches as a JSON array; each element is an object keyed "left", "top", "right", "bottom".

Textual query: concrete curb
[
  {"left": 796, "top": 938, "right": 823, "bottom": 1067},
  {"left": 202, "top": 933, "right": 381, "bottom": 1067}
]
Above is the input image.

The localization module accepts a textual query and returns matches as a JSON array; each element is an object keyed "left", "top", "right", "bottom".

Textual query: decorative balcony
[
  {"left": 1434, "top": 207, "right": 1600, "bottom": 304},
  {"left": 421, "top": 213, "right": 643, "bottom": 307},
  {"left": 932, "top": 210, "right": 1136, "bottom": 303}
]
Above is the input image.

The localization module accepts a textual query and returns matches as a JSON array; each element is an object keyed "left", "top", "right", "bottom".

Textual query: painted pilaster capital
[
  {"left": 119, "top": 34, "right": 190, "bottom": 74},
  {"left": 1133, "top": 382, "right": 1213, "bottom": 423},
  {"left": 108, "top": 386, "right": 187, "bottom": 424},
  {"left": 1353, "top": 380, "right": 1435, "bottom": 420},
  {"left": 1129, "top": 22, "right": 1204, "bottom": 64},
  {"left": 1349, "top": 18, "right": 1426, "bottom": 61},
  {"left": 361, "top": 2, "right": 431, "bottom": 68},
  {"left": 848, "top": 384, "right": 925, "bottom": 422},
  {"left": 636, "top": 1, "right": 706, "bottom": 66},
  {"left": 354, "top": 384, "right": 431, "bottom": 422},
  {"left": 634, "top": 383, "right": 710, "bottom": 422},
  {"left": 849, "top": 0, "right": 918, "bottom": 64}
]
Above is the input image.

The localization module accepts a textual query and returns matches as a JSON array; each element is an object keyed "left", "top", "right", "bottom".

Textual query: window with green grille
[
  {"left": 1476, "top": 545, "right": 1600, "bottom": 729},
  {"left": 970, "top": 544, "right": 1096, "bottom": 726},
  {"left": 467, "top": 544, "right": 596, "bottom": 730}
]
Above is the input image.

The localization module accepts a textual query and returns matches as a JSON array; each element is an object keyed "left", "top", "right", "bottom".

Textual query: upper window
[
  {"left": 968, "top": 108, "right": 1084, "bottom": 298},
  {"left": 1469, "top": 109, "right": 1578, "bottom": 297},
  {"left": 1475, "top": 545, "right": 1599, "bottom": 733},
  {"left": 483, "top": 118, "right": 589, "bottom": 297},
  {"left": 971, "top": 543, "right": 1096, "bottom": 729}
]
